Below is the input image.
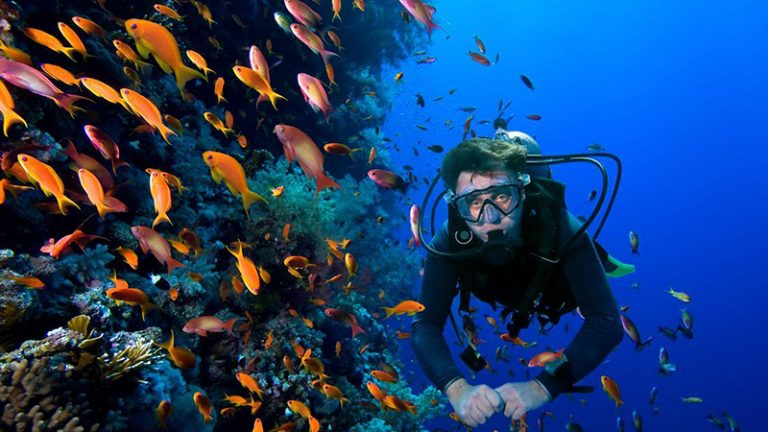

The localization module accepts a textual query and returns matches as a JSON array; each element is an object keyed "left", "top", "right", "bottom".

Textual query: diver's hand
[
  {"left": 494, "top": 380, "right": 551, "bottom": 420},
  {"left": 445, "top": 378, "right": 505, "bottom": 427}
]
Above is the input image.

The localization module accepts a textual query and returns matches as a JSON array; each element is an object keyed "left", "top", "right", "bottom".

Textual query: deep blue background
[{"left": 382, "top": 1, "right": 767, "bottom": 430}]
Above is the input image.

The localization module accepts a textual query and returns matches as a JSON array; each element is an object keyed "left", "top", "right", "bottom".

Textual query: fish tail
[
  {"left": 61, "top": 47, "right": 80, "bottom": 62},
  {"left": 165, "top": 257, "right": 185, "bottom": 274},
  {"left": 380, "top": 307, "right": 394, "bottom": 319},
  {"left": 53, "top": 93, "right": 92, "bottom": 117},
  {"left": 350, "top": 323, "right": 365, "bottom": 338},
  {"left": 111, "top": 158, "right": 131, "bottom": 175},
  {"left": 332, "top": 12, "right": 342, "bottom": 23},
  {"left": 309, "top": 416, "right": 320, "bottom": 432},
  {"left": 425, "top": 20, "right": 442, "bottom": 40},
  {"left": 266, "top": 89, "right": 288, "bottom": 111},
  {"left": 2, "top": 107, "right": 27, "bottom": 137},
  {"left": 174, "top": 64, "right": 205, "bottom": 94},
  {"left": 56, "top": 193, "right": 81, "bottom": 215},
  {"left": 152, "top": 212, "right": 173, "bottom": 228},
  {"left": 224, "top": 317, "right": 238, "bottom": 336},
  {"left": 242, "top": 189, "right": 269, "bottom": 217},
  {"left": 96, "top": 202, "right": 116, "bottom": 220},
  {"left": 158, "top": 124, "right": 176, "bottom": 145},
  {"left": 140, "top": 302, "right": 158, "bottom": 321},
  {"left": 320, "top": 49, "right": 340, "bottom": 66},
  {"left": 314, "top": 172, "right": 341, "bottom": 196}
]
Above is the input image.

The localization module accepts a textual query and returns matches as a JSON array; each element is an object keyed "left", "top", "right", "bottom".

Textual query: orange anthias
[
  {"left": 16, "top": 153, "right": 80, "bottom": 215},
  {"left": 226, "top": 241, "right": 261, "bottom": 295}
]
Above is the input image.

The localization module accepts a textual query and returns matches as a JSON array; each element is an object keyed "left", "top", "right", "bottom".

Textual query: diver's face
[{"left": 455, "top": 170, "right": 524, "bottom": 243}]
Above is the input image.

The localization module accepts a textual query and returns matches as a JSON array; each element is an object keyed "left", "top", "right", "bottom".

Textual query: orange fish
[
  {"left": 106, "top": 283, "right": 157, "bottom": 320},
  {"left": 203, "top": 111, "right": 235, "bottom": 136},
  {"left": 0, "top": 79, "right": 27, "bottom": 136},
  {"left": 366, "top": 381, "right": 386, "bottom": 403},
  {"left": 0, "top": 178, "right": 32, "bottom": 204},
  {"left": 62, "top": 140, "right": 114, "bottom": 190},
  {"left": 154, "top": 4, "right": 185, "bottom": 21},
  {"left": 183, "top": 316, "right": 238, "bottom": 336},
  {"left": 527, "top": 349, "right": 565, "bottom": 368},
  {"left": 192, "top": 1, "right": 217, "bottom": 27},
  {"left": 155, "top": 400, "right": 173, "bottom": 429},
  {"left": 193, "top": 392, "right": 213, "bottom": 423},
  {"left": 289, "top": 23, "right": 338, "bottom": 66},
  {"left": 168, "top": 286, "right": 179, "bottom": 301},
  {"left": 601, "top": 375, "right": 623, "bottom": 408},
  {"left": 284, "top": 0, "right": 323, "bottom": 27},
  {"left": 273, "top": 124, "right": 340, "bottom": 196},
  {"left": 236, "top": 372, "right": 266, "bottom": 400},
  {"left": 232, "top": 65, "right": 286, "bottom": 110},
  {"left": 399, "top": 0, "right": 442, "bottom": 38},
  {"left": 226, "top": 241, "right": 261, "bottom": 295},
  {"left": 248, "top": 45, "right": 270, "bottom": 83},
  {"left": 382, "top": 395, "right": 417, "bottom": 414},
  {"left": 78, "top": 168, "right": 118, "bottom": 219},
  {"left": 40, "top": 228, "right": 105, "bottom": 259},
  {"left": 381, "top": 300, "right": 426, "bottom": 319},
  {"left": 371, "top": 370, "right": 398, "bottom": 383},
  {"left": 0, "top": 58, "right": 90, "bottom": 116},
  {"left": 57, "top": 22, "right": 89, "bottom": 60},
  {"left": 271, "top": 185, "right": 284, "bottom": 197},
  {"left": 146, "top": 168, "right": 173, "bottom": 227},
  {"left": 368, "top": 147, "right": 376, "bottom": 164},
  {"left": 131, "top": 226, "right": 185, "bottom": 273},
  {"left": 0, "top": 40, "right": 32, "bottom": 65},
  {"left": 331, "top": 0, "right": 342, "bottom": 22},
  {"left": 156, "top": 330, "right": 196, "bottom": 369},
  {"left": 124, "top": 19, "right": 205, "bottom": 94},
  {"left": 214, "top": 77, "right": 227, "bottom": 103},
  {"left": 186, "top": 50, "right": 214, "bottom": 79},
  {"left": 120, "top": 88, "right": 175, "bottom": 144},
  {"left": 80, "top": 77, "right": 130, "bottom": 111},
  {"left": 297, "top": 72, "right": 333, "bottom": 121},
  {"left": 324, "top": 308, "right": 365, "bottom": 338},
  {"left": 287, "top": 400, "right": 320, "bottom": 432},
  {"left": 112, "top": 39, "right": 152, "bottom": 71},
  {"left": 8, "top": 275, "right": 45, "bottom": 290},
  {"left": 468, "top": 51, "right": 490, "bottom": 66},
  {"left": 344, "top": 253, "right": 357, "bottom": 280},
  {"left": 40, "top": 63, "right": 80, "bottom": 87},
  {"left": 321, "top": 383, "right": 349, "bottom": 407},
  {"left": 114, "top": 246, "right": 139, "bottom": 269},
  {"left": 474, "top": 35, "right": 486, "bottom": 53},
  {"left": 23, "top": 27, "right": 78, "bottom": 61},
  {"left": 17, "top": 153, "right": 80, "bottom": 214},
  {"left": 179, "top": 227, "right": 202, "bottom": 255},
  {"left": 263, "top": 331, "right": 273, "bottom": 349},
  {"left": 323, "top": 143, "right": 359, "bottom": 156},
  {"left": 395, "top": 330, "right": 411, "bottom": 339},
  {"left": 202, "top": 151, "right": 268, "bottom": 216},
  {"left": 72, "top": 16, "right": 106, "bottom": 38}
]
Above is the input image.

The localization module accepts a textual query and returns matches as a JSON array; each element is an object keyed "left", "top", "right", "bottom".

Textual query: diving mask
[{"left": 445, "top": 175, "right": 530, "bottom": 224}]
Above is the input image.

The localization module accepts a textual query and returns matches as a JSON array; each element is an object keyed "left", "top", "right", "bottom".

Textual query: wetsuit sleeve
[
  {"left": 534, "top": 210, "right": 624, "bottom": 399},
  {"left": 411, "top": 224, "right": 465, "bottom": 392}
]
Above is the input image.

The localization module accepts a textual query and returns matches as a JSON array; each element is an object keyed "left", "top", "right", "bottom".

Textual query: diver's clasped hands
[{"left": 446, "top": 378, "right": 550, "bottom": 427}]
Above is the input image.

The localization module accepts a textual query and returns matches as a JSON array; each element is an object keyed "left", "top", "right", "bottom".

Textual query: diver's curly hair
[{"left": 441, "top": 137, "right": 527, "bottom": 191}]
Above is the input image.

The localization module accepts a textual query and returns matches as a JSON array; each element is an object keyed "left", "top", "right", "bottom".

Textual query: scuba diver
[{"left": 411, "top": 130, "right": 634, "bottom": 427}]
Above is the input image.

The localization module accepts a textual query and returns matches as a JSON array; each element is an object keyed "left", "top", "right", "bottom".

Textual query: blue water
[{"left": 385, "top": 1, "right": 768, "bottom": 430}]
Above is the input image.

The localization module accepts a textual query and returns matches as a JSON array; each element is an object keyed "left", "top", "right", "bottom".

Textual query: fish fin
[
  {"left": 242, "top": 189, "right": 268, "bottom": 216},
  {"left": 53, "top": 93, "right": 92, "bottom": 117},
  {"left": 174, "top": 64, "right": 205, "bottom": 94},
  {"left": 140, "top": 302, "right": 158, "bottom": 321},
  {"left": 351, "top": 323, "right": 365, "bottom": 338},
  {"left": 315, "top": 173, "right": 341, "bottom": 196},
  {"left": 156, "top": 330, "right": 175, "bottom": 350},
  {"left": 320, "top": 49, "right": 339, "bottom": 66},
  {"left": 266, "top": 89, "right": 287, "bottom": 111},
  {"left": 157, "top": 124, "right": 176, "bottom": 145},
  {"left": 1, "top": 107, "right": 27, "bottom": 137},
  {"left": 309, "top": 416, "right": 320, "bottom": 432},
  {"left": 61, "top": 47, "right": 80, "bottom": 62},
  {"left": 224, "top": 180, "right": 240, "bottom": 197},
  {"left": 152, "top": 212, "right": 173, "bottom": 228},
  {"left": 224, "top": 317, "right": 238, "bottom": 336},
  {"left": 380, "top": 307, "right": 394, "bottom": 319},
  {"left": 56, "top": 193, "right": 81, "bottom": 215},
  {"left": 166, "top": 257, "right": 185, "bottom": 274}
]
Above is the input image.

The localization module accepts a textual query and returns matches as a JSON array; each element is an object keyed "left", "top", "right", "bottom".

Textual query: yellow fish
[
  {"left": 0, "top": 79, "right": 27, "bottom": 136},
  {"left": 202, "top": 151, "right": 268, "bottom": 216},
  {"left": 17, "top": 153, "right": 80, "bottom": 215},
  {"left": 120, "top": 88, "right": 175, "bottom": 144},
  {"left": 124, "top": 19, "right": 204, "bottom": 95}
]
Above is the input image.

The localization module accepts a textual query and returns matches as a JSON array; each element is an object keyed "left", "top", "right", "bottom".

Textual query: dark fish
[
  {"left": 629, "top": 231, "right": 639, "bottom": 254},
  {"left": 416, "top": 125, "right": 428, "bottom": 131},
  {"left": 497, "top": 98, "right": 503, "bottom": 111},
  {"left": 617, "top": 417, "right": 625, "bottom": 432},
  {"left": 658, "top": 326, "right": 678, "bottom": 340},
  {"left": 448, "top": 88, "right": 457, "bottom": 95},
  {"left": 649, "top": 386, "right": 658, "bottom": 405},
  {"left": 494, "top": 53, "right": 500, "bottom": 63},
  {"left": 588, "top": 190, "right": 597, "bottom": 201},
  {"left": 416, "top": 94, "right": 425, "bottom": 107},
  {"left": 478, "top": 120, "right": 490, "bottom": 125},
  {"left": 426, "top": 145, "right": 443, "bottom": 153},
  {"left": 433, "top": 96, "right": 443, "bottom": 101},
  {"left": 526, "top": 114, "right": 542, "bottom": 121},
  {"left": 403, "top": 165, "right": 413, "bottom": 171},
  {"left": 416, "top": 56, "right": 437, "bottom": 64},
  {"left": 520, "top": 74, "right": 535, "bottom": 90},
  {"left": 413, "top": 50, "right": 427, "bottom": 55},
  {"left": 566, "top": 419, "right": 585, "bottom": 432},
  {"left": 459, "top": 106, "right": 476, "bottom": 112},
  {"left": 722, "top": 411, "right": 739, "bottom": 432},
  {"left": 382, "top": 137, "right": 392, "bottom": 142},
  {"left": 587, "top": 143, "right": 606, "bottom": 151},
  {"left": 413, "top": 147, "right": 419, "bottom": 156},
  {"left": 632, "top": 410, "right": 643, "bottom": 432},
  {"left": 706, "top": 414, "right": 726, "bottom": 430}
]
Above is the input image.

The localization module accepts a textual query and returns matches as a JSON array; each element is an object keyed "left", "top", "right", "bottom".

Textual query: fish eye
[
  {"left": 20, "top": 156, "right": 27, "bottom": 161},
  {"left": 207, "top": 155, "right": 213, "bottom": 160},
  {"left": 131, "top": 24, "right": 137, "bottom": 29}
]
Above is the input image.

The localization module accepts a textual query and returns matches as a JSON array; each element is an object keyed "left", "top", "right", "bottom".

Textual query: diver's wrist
[
  {"left": 532, "top": 378, "right": 552, "bottom": 402},
  {"left": 444, "top": 377, "right": 469, "bottom": 399}
]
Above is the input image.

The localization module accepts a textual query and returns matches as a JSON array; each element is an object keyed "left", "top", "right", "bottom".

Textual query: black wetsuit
[{"left": 411, "top": 208, "right": 624, "bottom": 399}]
